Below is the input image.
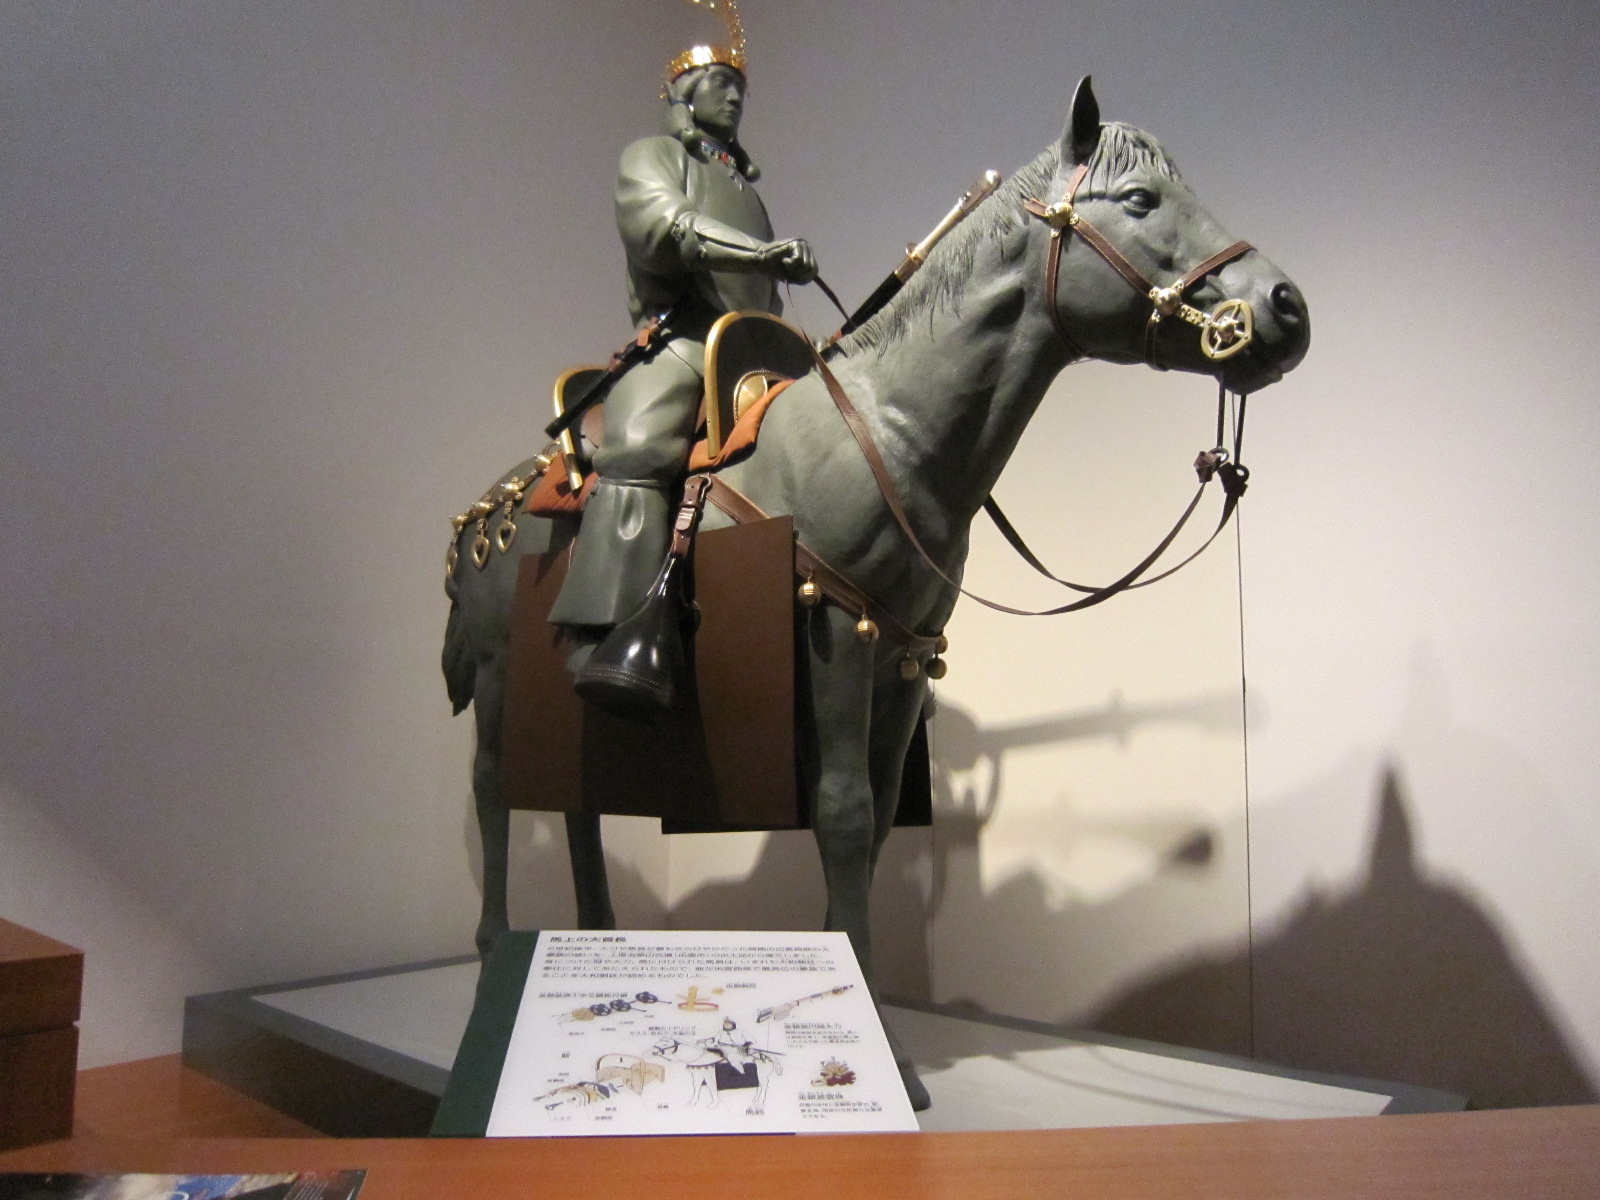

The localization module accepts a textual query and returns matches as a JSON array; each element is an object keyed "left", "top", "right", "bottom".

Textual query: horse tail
[{"left": 442, "top": 598, "right": 474, "bottom": 715}]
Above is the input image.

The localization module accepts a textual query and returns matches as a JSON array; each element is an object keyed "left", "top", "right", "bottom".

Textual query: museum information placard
[{"left": 484, "top": 930, "right": 918, "bottom": 1136}]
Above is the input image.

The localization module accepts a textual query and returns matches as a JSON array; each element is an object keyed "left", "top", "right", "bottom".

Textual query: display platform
[{"left": 183, "top": 945, "right": 1461, "bottom": 1137}]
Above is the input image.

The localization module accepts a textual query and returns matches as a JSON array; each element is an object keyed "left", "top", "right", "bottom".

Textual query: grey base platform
[{"left": 183, "top": 953, "right": 1462, "bottom": 1137}]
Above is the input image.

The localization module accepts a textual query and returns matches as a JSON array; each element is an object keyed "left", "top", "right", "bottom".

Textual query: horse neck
[{"left": 842, "top": 236, "right": 1068, "bottom": 533}]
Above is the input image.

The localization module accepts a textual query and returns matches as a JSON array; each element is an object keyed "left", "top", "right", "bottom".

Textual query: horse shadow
[
  {"left": 666, "top": 691, "right": 1598, "bottom": 1108},
  {"left": 664, "top": 688, "right": 1241, "bottom": 1000},
  {"left": 1088, "top": 764, "right": 1599, "bottom": 1109}
]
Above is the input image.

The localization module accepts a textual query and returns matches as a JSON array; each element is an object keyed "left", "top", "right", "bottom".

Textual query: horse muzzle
[{"left": 1213, "top": 271, "right": 1310, "bottom": 393}]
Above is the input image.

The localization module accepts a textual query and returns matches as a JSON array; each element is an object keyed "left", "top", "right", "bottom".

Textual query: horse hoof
[{"left": 899, "top": 1062, "right": 931, "bottom": 1112}]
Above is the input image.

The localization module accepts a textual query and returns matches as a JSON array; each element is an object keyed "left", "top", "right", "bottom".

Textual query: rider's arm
[
  {"left": 614, "top": 137, "right": 814, "bottom": 281},
  {"left": 614, "top": 137, "right": 697, "bottom": 275}
]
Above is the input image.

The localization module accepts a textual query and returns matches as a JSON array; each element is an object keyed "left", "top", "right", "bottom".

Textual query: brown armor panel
[
  {"left": 498, "top": 514, "right": 932, "bottom": 832},
  {"left": 499, "top": 518, "right": 799, "bottom": 829}
]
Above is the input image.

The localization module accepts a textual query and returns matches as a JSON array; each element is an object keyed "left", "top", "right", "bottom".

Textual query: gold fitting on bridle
[
  {"left": 1044, "top": 202, "right": 1078, "bottom": 231},
  {"left": 1200, "top": 298, "right": 1254, "bottom": 361},
  {"left": 1149, "top": 286, "right": 1183, "bottom": 318}
]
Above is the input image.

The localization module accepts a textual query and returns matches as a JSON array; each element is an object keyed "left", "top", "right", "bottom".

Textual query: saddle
[
  {"left": 498, "top": 311, "right": 932, "bottom": 834},
  {"left": 524, "top": 311, "right": 812, "bottom": 518}
]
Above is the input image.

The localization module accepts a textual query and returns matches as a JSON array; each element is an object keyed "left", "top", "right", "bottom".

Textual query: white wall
[{"left": 2, "top": 0, "right": 1596, "bottom": 1106}]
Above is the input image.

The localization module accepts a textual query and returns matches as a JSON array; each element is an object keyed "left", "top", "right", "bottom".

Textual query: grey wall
[{"left": 2, "top": 0, "right": 1596, "bottom": 1108}]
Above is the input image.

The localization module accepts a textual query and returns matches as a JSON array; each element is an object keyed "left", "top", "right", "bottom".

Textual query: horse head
[{"left": 1037, "top": 77, "right": 1309, "bottom": 395}]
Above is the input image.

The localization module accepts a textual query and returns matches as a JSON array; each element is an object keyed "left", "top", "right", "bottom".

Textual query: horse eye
[{"left": 1120, "top": 188, "right": 1159, "bottom": 214}]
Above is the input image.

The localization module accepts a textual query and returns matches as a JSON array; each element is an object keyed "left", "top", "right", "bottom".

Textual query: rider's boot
[
  {"left": 558, "top": 476, "right": 708, "bottom": 723},
  {"left": 573, "top": 548, "right": 693, "bottom": 724}
]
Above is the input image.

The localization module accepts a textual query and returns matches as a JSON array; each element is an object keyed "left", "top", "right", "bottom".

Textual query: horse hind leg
[
  {"left": 565, "top": 811, "right": 615, "bottom": 930},
  {"left": 469, "top": 650, "right": 614, "bottom": 951},
  {"left": 469, "top": 651, "right": 512, "bottom": 959}
]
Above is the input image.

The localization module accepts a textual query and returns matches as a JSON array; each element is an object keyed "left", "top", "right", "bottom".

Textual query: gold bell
[
  {"left": 855, "top": 615, "right": 879, "bottom": 644},
  {"left": 926, "top": 656, "right": 948, "bottom": 680},
  {"left": 797, "top": 577, "right": 822, "bottom": 607},
  {"left": 899, "top": 657, "right": 921, "bottom": 681}
]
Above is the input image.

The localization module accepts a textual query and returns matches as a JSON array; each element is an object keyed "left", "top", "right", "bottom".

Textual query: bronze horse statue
[{"left": 442, "top": 79, "right": 1309, "bottom": 1107}]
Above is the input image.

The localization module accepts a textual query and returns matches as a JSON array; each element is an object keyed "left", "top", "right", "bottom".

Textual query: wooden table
[{"left": 4, "top": 1057, "right": 1597, "bottom": 1199}]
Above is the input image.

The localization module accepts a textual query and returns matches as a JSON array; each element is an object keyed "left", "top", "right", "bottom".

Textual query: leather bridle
[
  {"left": 1023, "top": 162, "right": 1256, "bottom": 368},
  {"left": 697, "top": 175, "right": 1267, "bottom": 662}
]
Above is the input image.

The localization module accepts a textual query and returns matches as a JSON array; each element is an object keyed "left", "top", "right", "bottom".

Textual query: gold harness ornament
[{"left": 446, "top": 465, "right": 546, "bottom": 581}]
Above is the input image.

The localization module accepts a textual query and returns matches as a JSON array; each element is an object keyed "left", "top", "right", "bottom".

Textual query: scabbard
[
  {"left": 835, "top": 275, "right": 904, "bottom": 339},
  {"left": 543, "top": 309, "right": 674, "bottom": 441}
]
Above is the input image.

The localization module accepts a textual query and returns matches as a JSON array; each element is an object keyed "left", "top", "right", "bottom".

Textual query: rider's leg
[{"left": 547, "top": 341, "right": 704, "bottom": 631}]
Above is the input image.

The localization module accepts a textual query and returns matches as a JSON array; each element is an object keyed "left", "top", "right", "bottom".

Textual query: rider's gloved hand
[{"left": 762, "top": 238, "right": 818, "bottom": 284}]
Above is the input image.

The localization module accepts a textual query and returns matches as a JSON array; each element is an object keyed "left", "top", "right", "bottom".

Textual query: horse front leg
[
  {"left": 801, "top": 614, "right": 931, "bottom": 1112},
  {"left": 801, "top": 606, "right": 878, "bottom": 980},
  {"left": 749, "top": 1056, "right": 778, "bottom": 1114},
  {"left": 864, "top": 669, "right": 934, "bottom": 1112}
]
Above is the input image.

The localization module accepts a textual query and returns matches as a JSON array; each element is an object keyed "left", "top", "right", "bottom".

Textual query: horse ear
[{"left": 1060, "top": 75, "right": 1101, "bottom": 166}]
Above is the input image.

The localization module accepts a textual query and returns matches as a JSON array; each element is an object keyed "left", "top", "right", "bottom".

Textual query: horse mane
[{"left": 837, "top": 122, "right": 1184, "bottom": 355}]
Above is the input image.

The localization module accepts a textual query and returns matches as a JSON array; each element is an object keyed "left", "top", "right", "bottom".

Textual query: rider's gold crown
[{"left": 665, "top": 0, "right": 747, "bottom": 86}]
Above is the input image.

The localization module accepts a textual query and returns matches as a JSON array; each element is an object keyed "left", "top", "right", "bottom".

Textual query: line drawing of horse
[
  {"left": 443, "top": 78, "right": 1310, "bottom": 1109},
  {"left": 650, "top": 1034, "right": 785, "bottom": 1114}
]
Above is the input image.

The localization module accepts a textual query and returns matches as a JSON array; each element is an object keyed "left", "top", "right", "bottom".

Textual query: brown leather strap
[
  {"left": 1174, "top": 240, "right": 1254, "bottom": 294},
  {"left": 1042, "top": 232, "right": 1086, "bottom": 360},
  {"left": 703, "top": 473, "right": 766, "bottom": 526},
  {"left": 982, "top": 385, "right": 1250, "bottom": 595},
  {"left": 669, "top": 474, "right": 711, "bottom": 557},
  {"left": 1025, "top": 171, "right": 1257, "bottom": 371},
  {"left": 793, "top": 543, "right": 941, "bottom": 654},
  {"left": 1070, "top": 217, "right": 1156, "bottom": 294},
  {"left": 806, "top": 346, "right": 1214, "bottom": 618},
  {"left": 701, "top": 475, "right": 941, "bottom": 655}
]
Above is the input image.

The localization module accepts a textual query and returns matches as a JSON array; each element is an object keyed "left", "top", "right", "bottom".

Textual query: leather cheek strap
[{"left": 1026, "top": 163, "right": 1255, "bottom": 367}]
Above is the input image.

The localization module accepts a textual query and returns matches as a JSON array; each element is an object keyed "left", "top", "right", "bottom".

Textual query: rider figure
[{"left": 548, "top": 2, "right": 816, "bottom": 684}]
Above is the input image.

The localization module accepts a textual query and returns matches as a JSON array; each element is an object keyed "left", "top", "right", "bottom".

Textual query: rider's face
[{"left": 690, "top": 66, "right": 746, "bottom": 143}]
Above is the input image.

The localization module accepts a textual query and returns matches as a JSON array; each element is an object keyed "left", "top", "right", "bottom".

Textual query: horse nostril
[{"left": 1271, "top": 282, "right": 1304, "bottom": 323}]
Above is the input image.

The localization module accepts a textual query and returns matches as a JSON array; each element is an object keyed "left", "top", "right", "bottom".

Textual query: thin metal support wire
[{"left": 1230, "top": 388, "right": 1258, "bottom": 1058}]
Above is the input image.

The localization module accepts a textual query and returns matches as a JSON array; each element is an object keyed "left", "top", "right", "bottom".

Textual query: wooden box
[{"left": 0, "top": 918, "right": 83, "bottom": 1150}]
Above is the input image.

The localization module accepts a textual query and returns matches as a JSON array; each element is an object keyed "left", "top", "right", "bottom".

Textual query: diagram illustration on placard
[{"left": 484, "top": 931, "right": 917, "bottom": 1136}]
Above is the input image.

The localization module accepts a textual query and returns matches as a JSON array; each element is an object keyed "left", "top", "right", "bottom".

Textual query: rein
[
  {"left": 982, "top": 385, "right": 1249, "bottom": 597},
  {"left": 807, "top": 346, "right": 1248, "bottom": 620},
  {"left": 753, "top": 168, "right": 1261, "bottom": 650}
]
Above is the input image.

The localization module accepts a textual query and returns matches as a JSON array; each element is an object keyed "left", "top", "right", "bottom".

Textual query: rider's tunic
[{"left": 548, "top": 134, "right": 783, "bottom": 628}]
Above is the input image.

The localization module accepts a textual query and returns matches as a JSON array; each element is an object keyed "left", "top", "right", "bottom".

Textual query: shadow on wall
[
  {"left": 661, "top": 689, "right": 1241, "bottom": 1001},
  {"left": 662, "top": 828, "right": 934, "bottom": 1000},
  {"left": 928, "top": 692, "right": 1251, "bottom": 1053},
  {"left": 1091, "top": 766, "right": 1598, "bottom": 1108},
  {"left": 929, "top": 692, "right": 1232, "bottom": 914}
]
